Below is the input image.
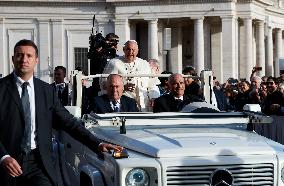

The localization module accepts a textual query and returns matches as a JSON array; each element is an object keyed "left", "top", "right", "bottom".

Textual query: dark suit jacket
[
  {"left": 51, "top": 82, "right": 69, "bottom": 106},
  {"left": 153, "top": 94, "right": 196, "bottom": 112},
  {"left": 89, "top": 94, "right": 139, "bottom": 114},
  {"left": 0, "top": 74, "right": 101, "bottom": 186}
]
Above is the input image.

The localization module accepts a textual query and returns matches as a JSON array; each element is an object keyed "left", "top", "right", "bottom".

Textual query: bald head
[
  {"left": 168, "top": 74, "right": 185, "bottom": 98},
  {"left": 106, "top": 74, "right": 124, "bottom": 101},
  {"left": 123, "top": 40, "right": 139, "bottom": 63}
]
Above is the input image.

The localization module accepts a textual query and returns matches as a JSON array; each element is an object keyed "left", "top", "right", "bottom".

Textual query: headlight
[{"left": 125, "top": 168, "right": 149, "bottom": 186}]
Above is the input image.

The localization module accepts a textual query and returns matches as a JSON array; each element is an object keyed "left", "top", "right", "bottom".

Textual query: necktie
[
  {"left": 176, "top": 99, "right": 183, "bottom": 110},
  {"left": 57, "top": 84, "right": 64, "bottom": 99},
  {"left": 112, "top": 101, "right": 120, "bottom": 112},
  {"left": 21, "top": 82, "right": 31, "bottom": 153},
  {"left": 176, "top": 99, "right": 182, "bottom": 104}
]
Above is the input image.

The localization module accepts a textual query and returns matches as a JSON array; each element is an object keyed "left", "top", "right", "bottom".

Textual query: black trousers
[{"left": 2, "top": 149, "right": 54, "bottom": 186}]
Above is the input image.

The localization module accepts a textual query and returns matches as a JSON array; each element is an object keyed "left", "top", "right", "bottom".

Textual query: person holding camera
[
  {"left": 89, "top": 33, "right": 119, "bottom": 75},
  {"left": 105, "top": 33, "right": 119, "bottom": 58}
]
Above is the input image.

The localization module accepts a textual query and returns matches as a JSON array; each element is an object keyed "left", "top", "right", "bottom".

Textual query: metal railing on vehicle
[{"left": 69, "top": 70, "right": 214, "bottom": 109}]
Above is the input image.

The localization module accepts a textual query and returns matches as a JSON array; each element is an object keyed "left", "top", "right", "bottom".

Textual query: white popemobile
[{"left": 59, "top": 71, "right": 284, "bottom": 186}]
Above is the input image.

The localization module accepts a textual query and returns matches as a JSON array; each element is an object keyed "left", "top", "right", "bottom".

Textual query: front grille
[{"left": 166, "top": 163, "right": 274, "bottom": 186}]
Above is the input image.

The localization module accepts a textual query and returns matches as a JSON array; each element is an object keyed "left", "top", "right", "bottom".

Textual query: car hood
[{"left": 93, "top": 126, "right": 277, "bottom": 158}]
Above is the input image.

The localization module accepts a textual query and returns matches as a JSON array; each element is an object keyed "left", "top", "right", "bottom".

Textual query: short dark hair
[
  {"left": 182, "top": 66, "right": 196, "bottom": 76},
  {"left": 14, "top": 39, "right": 38, "bottom": 57},
  {"left": 54, "top": 66, "right": 66, "bottom": 74},
  {"left": 240, "top": 80, "right": 250, "bottom": 87},
  {"left": 105, "top": 33, "right": 119, "bottom": 41},
  {"left": 159, "top": 71, "right": 172, "bottom": 85},
  {"left": 267, "top": 76, "right": 277, "bottom": 83}
]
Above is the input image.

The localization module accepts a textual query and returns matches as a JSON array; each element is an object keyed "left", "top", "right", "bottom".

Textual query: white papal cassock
[{"left": 102, "top": 56, "right": 160, "bottom": 111}]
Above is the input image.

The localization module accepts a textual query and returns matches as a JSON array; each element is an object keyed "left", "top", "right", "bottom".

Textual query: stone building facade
[{"left": 1, "top": 0, "right": 284, "bottom": 83}]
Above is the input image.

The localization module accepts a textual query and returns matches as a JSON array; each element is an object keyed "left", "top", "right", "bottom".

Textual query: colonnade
[{"left": 115, "top": 16, "right": 283, "bottom": 82}]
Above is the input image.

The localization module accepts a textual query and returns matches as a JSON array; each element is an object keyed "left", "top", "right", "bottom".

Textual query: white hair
[
  {"left": 251, "top": 76, "right": 262, "bottom": 83},
  {"left": 124, "top": 40, "right": 138, "bottom": 47}
]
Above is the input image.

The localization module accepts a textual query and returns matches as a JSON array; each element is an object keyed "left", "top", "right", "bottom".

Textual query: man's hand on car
[{"left": 98, "top": 143, "right": 123, "bottom": 153}]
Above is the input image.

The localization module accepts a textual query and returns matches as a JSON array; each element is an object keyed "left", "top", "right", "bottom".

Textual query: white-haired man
[
  {"left": 249, "top": 75, "right": 263, "bottom": 104},
  {"left": 102, "top": 40, "right": 160, "bottom": 111}
]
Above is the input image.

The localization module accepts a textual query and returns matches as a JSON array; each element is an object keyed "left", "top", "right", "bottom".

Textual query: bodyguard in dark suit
[
  {"left": 153, "top": 73, "right": 202, "bottom": 112},
  {"left": 0, "top": 39, "right": 122, "bottom": 186},
  {"left": 89, "top": 74, "right": 139, "bottom": 114},
  {"left": 52, "top": 66, "right": 69, "bottom": 106}
]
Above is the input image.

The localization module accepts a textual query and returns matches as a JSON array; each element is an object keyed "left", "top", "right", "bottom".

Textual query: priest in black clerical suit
[{"left": 89, "top": 74, "right": 139, "bottom": 114}]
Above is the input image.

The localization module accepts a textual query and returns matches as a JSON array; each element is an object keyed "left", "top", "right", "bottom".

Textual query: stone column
[
  {"left": 170, "top": 23, "right": 183, "bottom": 73},
  {"left": 204, "top": 20, "right": 211, "bottom": 70},
  {"left": 147, "top": 19, "right": 158, "bottom": 60},
  {"left": 115, "top": 19, "right": 130, "bottom": 56},
  {"left": 255, "top": 20, "right": 265, "bottom": 77},
  {"left": 194, "top": 17, "right": 204, "bottom": 75},
  {"left": 51, "top": 19, "right": 64, "bottom": 70},
  {"left": 235, "top": 17, "right": 239, "bottom": 79},
  {"left": 243, "top": 18, "right": 253, "bottom": 81},
  {"left": 266, "top": 26, "right": 273, "bottom": 76},
  {"left": 222, "top": 16, "right": 237, "bottom": 80},
  {"left": 38, "top": 19, "right": 51, "bottom": 82},
  {"left": 0, "top": 18, "right": 5, "bottom": 77},
  {"left": 211, "top": 24, "right": 222, "bottom": 82},
  {"left": 275, "top": 28, "right": 282, "bottom": 77}
]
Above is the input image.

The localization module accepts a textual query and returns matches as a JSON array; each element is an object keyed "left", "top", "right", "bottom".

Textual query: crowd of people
[
  {"left": 53, "top": 33, "right": 284, "bottom": 116},
  {"left": 214, "top": 69, "right": 284, "bottom": 115}
]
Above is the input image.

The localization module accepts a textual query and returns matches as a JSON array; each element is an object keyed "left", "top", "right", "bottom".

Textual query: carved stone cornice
[
  {"left": 111, "top": 0, "right": 234, "bottom": 6},
  {"left": 237, "top": 0, "right": 275, "bottom": 6},
  {"left": 0, "top": 1, "right": 103, "bottom": 7}
]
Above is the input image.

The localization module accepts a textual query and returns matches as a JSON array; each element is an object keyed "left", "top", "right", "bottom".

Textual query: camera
[
  {"left": 88, "top": 33, "right": 118, "bottom": 59},
  {"left": 254, "top": 66, "right": 262, "bottom": 71},
  {"left": 228, "top": 78, "right": 238, "bottom": 85},
  {"left": 88, "top": 33, "right": 119, "bottom": 74}
]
